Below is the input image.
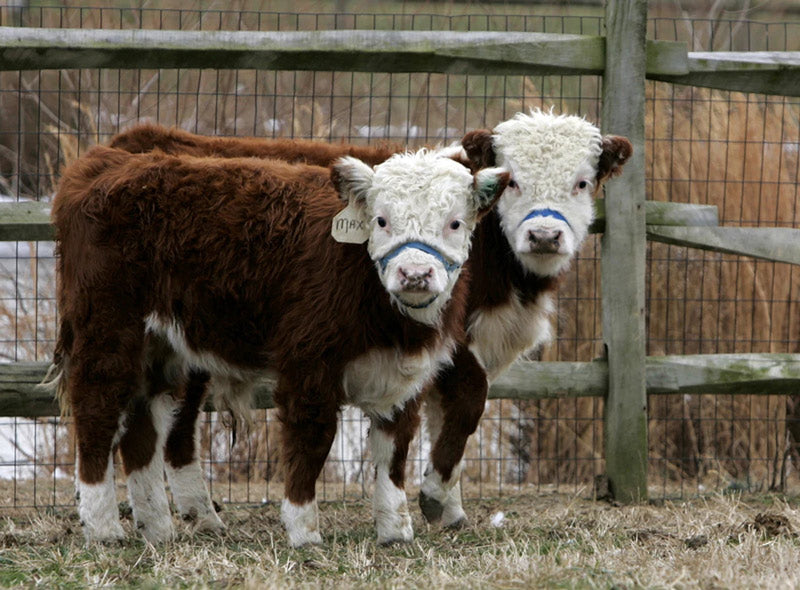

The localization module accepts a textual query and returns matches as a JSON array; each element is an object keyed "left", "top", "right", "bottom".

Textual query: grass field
[{"left": 2, "top": 489, "right": 800, "bottom": 588}]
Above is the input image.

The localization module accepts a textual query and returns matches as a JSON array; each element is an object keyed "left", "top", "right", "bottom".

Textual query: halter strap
[
  {"left": 378, "top": 241, "right": 461, "bottom": 274},
  {"left": 518, "top": 208, "right": 571, "bottom": 230},
  {"left": 394, "top": 294, "right": 440, "bottom": 309}
]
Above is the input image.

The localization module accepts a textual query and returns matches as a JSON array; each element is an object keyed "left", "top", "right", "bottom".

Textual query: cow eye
[
  {"left": 449, "top": 220, "right": 461, "bottom": 231},
  {"left": 376, "top": 217, "right": 387, "bottom": 228}
]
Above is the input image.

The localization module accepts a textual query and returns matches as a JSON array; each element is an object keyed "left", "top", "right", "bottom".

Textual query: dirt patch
[{"left": 744, "top": 512, "right": 797, "bottom": 539}]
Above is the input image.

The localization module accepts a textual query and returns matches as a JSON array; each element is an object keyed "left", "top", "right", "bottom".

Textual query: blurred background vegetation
[{"left": 0, "top": 0, "right": 798, "bottom": 508}]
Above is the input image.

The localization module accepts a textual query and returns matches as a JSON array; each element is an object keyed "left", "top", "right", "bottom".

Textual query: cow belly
[
  {"left": 342, "top": 340, "right": 455, "bottom": 418},
  {"left": 467, "top": 293, "right": 555, "bottom": 382},
  {"left": 144, "top": 313, "right": 267, "bottom": 384}
]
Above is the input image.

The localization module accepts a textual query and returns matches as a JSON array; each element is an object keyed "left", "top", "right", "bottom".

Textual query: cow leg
[
  {"left": 75, "top": 451, "right": 123, "bottom": 544},
  {"left": 419, "top": 390, "right": 465, "bottom": 527},
  {"left": 369, "top": 397, "right": 420, "bottom": 545},
  {"left": 277, "top": 384, "right": 338, "bottom": 547},
  {"left": 164, "top": 370, "right": 225, "bottom": 533},
  {"left": 420, "top": 345, "right": 488, "bottom": 528},
  {"left": 118, "top": 396, "right": 174, "bottom": 544},
  {"left": 70, "top": 329, "right": 144, "bottom": 543}
]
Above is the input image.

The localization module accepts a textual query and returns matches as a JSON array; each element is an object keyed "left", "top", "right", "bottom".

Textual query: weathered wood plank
[
  {"left": 590, "top": 200, "right": 718, "bottom": 234},
  {"left": 499, "top": 354, "right": 800, "bottom": 398},
  {"left": 0, "top": 201, "right": 54, "bottom": 241},
  {"left": 488, "top": 360, "right": 608, "bottom": 400},
  {"left": 646, "top": 354, "right": 800, "bottom": 396},
  {"left": 4, "top": 354, "right": 800, "bottom": 417},
  {"left": 0, "top": 26, "right": 687, "bottom": 76},
  {"left": 651, "top": 51, "right": 800, "bottom": 97},
  {"left": 0, "top": 199, "right": 718, "bottom": 243},
  {"left": 4, "top": 28, "right": 799, "bottom": 96},
  {"left": 647, "top": 226, "right": 800, "bottom": 266},
  {"left": 601, "top": 0, "right": 650, "bottom": 503},
  {"left": 0, "top": 363, "right": 59, "bottom": 418},
  {"left": 0, "top": 27, "right": 603, "bottom": 75}
]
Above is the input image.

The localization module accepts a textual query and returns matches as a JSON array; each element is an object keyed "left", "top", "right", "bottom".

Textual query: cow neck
[
  {"left": 466, "top": 209, "right": 561, "bottom": 312},
  {"left": 272, "top": 237, "right": 468, "bottom": 378}
]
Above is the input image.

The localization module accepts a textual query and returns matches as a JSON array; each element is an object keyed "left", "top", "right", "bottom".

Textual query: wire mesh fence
[{"left": 0, "top": 4, "right": 798, "bottom": 511}]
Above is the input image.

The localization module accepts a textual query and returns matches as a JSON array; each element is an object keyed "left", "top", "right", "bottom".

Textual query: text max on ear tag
[{"left": 332, "top": 201, "right": 370, "bottom": 244}]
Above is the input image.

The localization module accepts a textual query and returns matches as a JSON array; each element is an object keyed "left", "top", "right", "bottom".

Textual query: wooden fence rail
[
  {"left": 1, "top": 26, "right": 800, "bottom": 95},
  {"left": 0, "top": 2, "right": 798, "bottom": 503},
  {"left": 4, "top": 354, "right": 800, "bottom": 418}
]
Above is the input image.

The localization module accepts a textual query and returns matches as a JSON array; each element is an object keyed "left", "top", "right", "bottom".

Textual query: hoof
[
  {"left": 138, "top": 521, "right": 175, "bottom": 545},
  {"left": 288, "top": 530, "right": 323, "bottom": 548},
  {"left": 443, "top": 516, "right": 467, "bottom": 530},
  {"left": 81, "top": 521, "right": 125, "bottom": 546},
  {"left": 376, "top": 518, "right": 413, "bottom": 546},
  {"left": 378, "top": 534, "right": 413, "bottom": 547},
  {"left": 181, "top": 507, "right": 226, "bottom": 534},
  {"left": 192, "top": 516, "right": 227, "bottom": 535},
  {"left": 82, "top": 524, "right": 126, "bottom": 546},
  {"left": 418, "top": 491, "right": 444, "bottom": 524}
]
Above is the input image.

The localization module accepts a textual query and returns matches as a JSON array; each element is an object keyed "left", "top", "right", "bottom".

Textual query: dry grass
[{"left": 2, "top": 489, "right": 800, "bottom": 588}]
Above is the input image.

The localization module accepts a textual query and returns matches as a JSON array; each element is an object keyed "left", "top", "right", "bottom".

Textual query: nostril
[
  {"left": 398, "top": 265, "right": 433, "bottom": 288},
  {"left": 528, "top": 229, "right": 562, "bottom": 253},
  {"left": 400, "top": 266, "right": 433, "bottom": 279}
]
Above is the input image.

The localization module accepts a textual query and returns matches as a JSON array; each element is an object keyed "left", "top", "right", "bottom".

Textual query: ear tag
[{"left": 332, "top": 200, "right": 370, "bottom": 244}]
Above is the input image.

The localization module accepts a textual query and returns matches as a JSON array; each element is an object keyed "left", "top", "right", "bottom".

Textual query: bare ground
[{"left": 2, "top": 488, "right": 800, "bottom": 589}]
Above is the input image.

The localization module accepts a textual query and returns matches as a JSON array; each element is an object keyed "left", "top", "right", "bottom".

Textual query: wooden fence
[{"left": 0, "top": 0, "right": 799, "bottom": 503}]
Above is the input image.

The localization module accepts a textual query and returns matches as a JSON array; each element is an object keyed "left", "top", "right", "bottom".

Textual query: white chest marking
[
  {"left": 467, "top": 292, "right": 555, "bottom": 381},
  {"left": 342, "top": 339, "right": 455, "bottom": 418}
]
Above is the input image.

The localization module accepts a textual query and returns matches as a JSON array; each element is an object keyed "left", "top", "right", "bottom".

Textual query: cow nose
[
  {"left": 398, "top": 265, "right": 434, "bottom": 290},
  {"left": 528, "top": 229, "right": 562, "bottom": 254}
]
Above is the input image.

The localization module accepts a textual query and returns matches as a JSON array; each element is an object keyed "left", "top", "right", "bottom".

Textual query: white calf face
[
  {"left": 492, "top": 111, "right": 603, "bottom": 277},
  {"left": 334, "top": 150, "right": 506, "bottom": 324}
]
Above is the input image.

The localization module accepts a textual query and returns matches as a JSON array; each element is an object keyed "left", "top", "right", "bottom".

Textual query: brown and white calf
[
  {"left": 50, "top": 146, "right": 508, "bottom": 546},
  {"left": 420, "top": 111, "right": 631, "bottom": 525},
  {"left": 109, "top": 114, "right": 631, "bottom": 528}
]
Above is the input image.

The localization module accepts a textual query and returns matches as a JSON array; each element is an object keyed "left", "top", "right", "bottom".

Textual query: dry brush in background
[{"left": 0, "top": 3, "right": 798, "bottom": 501}]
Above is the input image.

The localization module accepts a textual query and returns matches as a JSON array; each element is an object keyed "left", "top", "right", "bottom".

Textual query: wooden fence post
[{"left": 601, "top": 0, "right": 649, "bottom": 503}]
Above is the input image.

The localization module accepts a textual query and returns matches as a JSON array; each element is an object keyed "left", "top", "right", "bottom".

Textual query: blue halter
[
  {"left": 518, "top": 208, "right": 571, "bottom": 230},
  {"left": 378, "top": 241, "right": 461, "bottom": 274}
]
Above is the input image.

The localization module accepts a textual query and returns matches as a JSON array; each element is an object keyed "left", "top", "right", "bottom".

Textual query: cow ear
[
  {"left": 331, "top": 156, "right": 374, "bottom": 205},
  {"left": 472, "top": 167, "right": 510, "bottom": 218},
  {"left": 595, "top": 135, "right": 633, "bottom": 184},
  {"left": 461, "top": 129, "right": 496, "bottom": 172}
]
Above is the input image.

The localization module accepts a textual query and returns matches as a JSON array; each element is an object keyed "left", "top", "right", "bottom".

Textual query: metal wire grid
[
  {"left": 0, "top": 6, "right": 797, "bottom": 510},
  {"left": 646, "top": 18, "right": 800, "bottom": 496}
]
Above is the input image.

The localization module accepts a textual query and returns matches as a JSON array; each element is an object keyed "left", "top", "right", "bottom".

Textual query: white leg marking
[
  {"left": 164, "top": 398, "right": 225, "bottom": 534},
  {"left": 420, "top": 463, "right": 467, "bottom": 528},
  {"left": 78, "top": 454, "right": 125, "bottom": 543},
  {"left": 127, "top": 459, "right": 173, "bottom": 544},
  {"left": 281, "top": 499, "right": 322, "bottom": 547},
  {"left": 126, "top": 395, "right": 175, "bottom": 544},
  {"left": 166, "top": 462, "right": 225, "bottom": 533},
  {"left": 421, "top": 394, "right": 467, "bottom": 526},
  {"left": 370, "top": 426, "right": 413, "bottom": 544}
]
